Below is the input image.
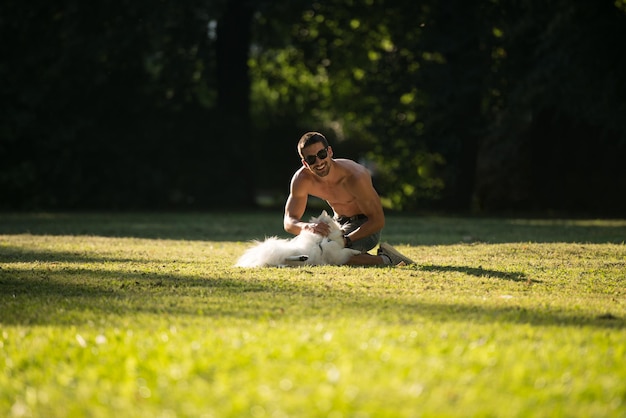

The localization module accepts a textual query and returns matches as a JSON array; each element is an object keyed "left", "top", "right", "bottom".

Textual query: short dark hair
[{"left": 297, "top": 132, "right": 329, "bottom": 158}]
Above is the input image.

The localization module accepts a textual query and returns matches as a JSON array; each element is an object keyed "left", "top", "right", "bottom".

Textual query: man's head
[
  {"left": 297, "top": 132, "right": 329, "bottom": 159},
  {"left": 298, "top": 132, "right": 333, "bottom": 177}
]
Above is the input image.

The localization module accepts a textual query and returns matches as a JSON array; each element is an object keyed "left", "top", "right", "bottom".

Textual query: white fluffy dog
[{"left": 236, "top": 210, "right": 360, "bottom": 267}]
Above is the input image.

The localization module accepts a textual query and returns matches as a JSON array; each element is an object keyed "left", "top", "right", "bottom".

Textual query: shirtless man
[{"left": 283, "top": 131, "right": 414, "bottom": 266}]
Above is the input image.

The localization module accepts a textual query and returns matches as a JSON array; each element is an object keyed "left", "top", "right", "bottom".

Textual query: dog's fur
[{"left": 236, "top": 210, "right": 360, "bottom": 267}]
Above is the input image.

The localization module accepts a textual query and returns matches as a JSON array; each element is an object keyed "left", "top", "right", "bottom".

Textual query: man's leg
[
  {"left": 345, "top": 253, "right": 385, "bottom": 266},
  {"left": 377, "top": 243, "right": 415, "bottom": 265},
  {"left": 345, "top": 243, "right": 415, "bottom": 266}
]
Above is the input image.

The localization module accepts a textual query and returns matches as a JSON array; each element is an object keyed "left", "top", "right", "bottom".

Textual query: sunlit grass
[{"left": 1, "top": 213, "right": 625, "bottom": 417}]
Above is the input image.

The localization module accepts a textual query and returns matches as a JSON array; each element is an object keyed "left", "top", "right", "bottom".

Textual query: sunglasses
[{"left": 304, "top": 147, "right": 329, "bottom": 165}]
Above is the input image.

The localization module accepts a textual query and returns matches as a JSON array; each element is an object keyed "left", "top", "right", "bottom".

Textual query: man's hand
[{"left": 303, "top": 221, "right": 330, "bottom": 236}]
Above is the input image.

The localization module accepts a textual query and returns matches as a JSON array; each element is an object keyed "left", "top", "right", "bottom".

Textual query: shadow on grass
[
  {"left": 0, "top": 212, "right": 270, "bottom": 242},
  {"left": 0, "top": 246, "right": 142, "bottom": 264},
  {"left": 419, "top": 265, "right": 538, "bottom": 283},
  {"left": 1, "top": 212, "right": 626, "bottom": 244},
  {"left": 1, "top": 246, "right": 535, "bottom": 285},
  {"left": 1, "top": 262, "right": 622, "bottom": 330}
]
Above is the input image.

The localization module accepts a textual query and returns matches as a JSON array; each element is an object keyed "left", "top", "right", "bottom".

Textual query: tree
[
  {"left": 475, "top": 0, "right": 626, "bottom": 214},
  {"left": 2, "top": 0, "right": 625, "bottom": 214},
  {"left": 250, "top": 0, "right": 626, "bottom": 214}
]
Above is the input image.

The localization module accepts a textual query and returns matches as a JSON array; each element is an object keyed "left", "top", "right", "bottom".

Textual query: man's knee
[{"left": 352, "top": 232, "right": 380, "bottom": 252}]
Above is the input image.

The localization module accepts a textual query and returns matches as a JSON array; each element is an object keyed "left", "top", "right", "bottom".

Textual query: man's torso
[{"left": 297, "top": 159, "right": 367, "bottom": 217}]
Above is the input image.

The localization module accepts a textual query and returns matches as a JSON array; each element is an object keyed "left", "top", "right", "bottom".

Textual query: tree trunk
[{"left": 215, "top": 0, "right": 256, "bottom": 206}]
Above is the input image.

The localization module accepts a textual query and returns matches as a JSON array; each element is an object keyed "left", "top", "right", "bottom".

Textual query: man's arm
[
  {"left": 284, "top": 172, "right": 332, "bottom": 236},
  {"left": 283, "top": 194, "right": 307, "bottom": 235}
]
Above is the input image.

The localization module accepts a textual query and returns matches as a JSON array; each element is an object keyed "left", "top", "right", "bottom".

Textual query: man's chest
[{"left": 309, "top": 183, "right": 354, "bottom": 204}]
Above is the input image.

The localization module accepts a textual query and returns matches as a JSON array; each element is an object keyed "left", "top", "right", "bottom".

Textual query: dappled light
[
  {"left": 1, "top": 211, "right": 625, "bottom": 417},
  {"left": 2, "top": 1, "right": 626, "bottom": 413}
]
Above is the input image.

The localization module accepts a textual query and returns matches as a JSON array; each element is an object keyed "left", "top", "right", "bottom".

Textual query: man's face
[{"left": 302, "top": 143, "right": 331, "bottom": 177}]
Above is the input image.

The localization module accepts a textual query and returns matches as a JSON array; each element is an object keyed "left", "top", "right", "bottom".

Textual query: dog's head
[{"left": 309, "top": 210, "right": 344, "bottom": 244}]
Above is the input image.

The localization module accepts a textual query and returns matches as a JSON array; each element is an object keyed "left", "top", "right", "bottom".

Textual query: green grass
[{"left": 1, "top": 212, "right": 625, "bottom": 418}]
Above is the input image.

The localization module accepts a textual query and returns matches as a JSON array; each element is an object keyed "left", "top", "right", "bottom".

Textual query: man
[{"left": 283, "top": 131, "right": 414, "bottom": 266}]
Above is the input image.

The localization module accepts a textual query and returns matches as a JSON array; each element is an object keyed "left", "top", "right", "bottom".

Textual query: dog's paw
[{"left": 285, "top": 255, "right": 309, "bottom": 262}]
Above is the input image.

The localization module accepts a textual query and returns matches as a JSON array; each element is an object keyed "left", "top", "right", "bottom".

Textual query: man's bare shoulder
[
  {"left": 334, "top": 159, "right": 371, "bottom": 181},
  {"left": 290, "top": 166, "right": 315, "bottom": 189},
  {"left": 334, "top": 158, "right": 368, "bottom": 170},
  {"left": 292, "top": 165, "right": 312, "bottom": 181}
]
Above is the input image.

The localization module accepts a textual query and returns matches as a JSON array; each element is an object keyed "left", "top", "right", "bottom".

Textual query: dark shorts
[{"left": 334, "top": 214, "right": 380, "bottom": 253}]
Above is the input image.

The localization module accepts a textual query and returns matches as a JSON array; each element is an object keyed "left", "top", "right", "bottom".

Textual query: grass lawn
[{"left": 1, "top": 212, "right": 625, "bottom": 417}]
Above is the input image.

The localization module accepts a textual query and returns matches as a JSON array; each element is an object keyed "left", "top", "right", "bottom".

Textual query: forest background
[{"left": 2, "top": 0, "right": 625, "bottom": 216}]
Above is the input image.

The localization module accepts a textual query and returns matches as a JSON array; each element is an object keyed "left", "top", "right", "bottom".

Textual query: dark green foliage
[
  {"left": 1, "top": 0, "right": 625, "bottom": 214},
  {"left": 0, "top": 0, "right": 236, "bottom": 209}
]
